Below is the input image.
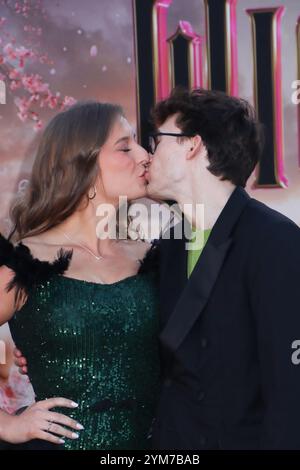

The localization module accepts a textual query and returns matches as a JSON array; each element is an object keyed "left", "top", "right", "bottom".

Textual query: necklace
[{"left": 62, "top": 232, "right": 104, "bottom": 261}]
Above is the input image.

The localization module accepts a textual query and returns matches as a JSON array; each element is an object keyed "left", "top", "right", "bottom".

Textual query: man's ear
[{"left": 186, "top": 135, "right": 204, "bottom": 160}]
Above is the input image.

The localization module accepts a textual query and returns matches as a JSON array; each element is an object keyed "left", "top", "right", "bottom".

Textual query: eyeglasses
[{"left": 148, "top": 132, "right": 194, "bottom": 155}]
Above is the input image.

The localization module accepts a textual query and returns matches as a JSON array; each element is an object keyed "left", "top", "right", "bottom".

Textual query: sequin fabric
[{"left": 9, "top": 271, "right": 160, "bottom": 450}]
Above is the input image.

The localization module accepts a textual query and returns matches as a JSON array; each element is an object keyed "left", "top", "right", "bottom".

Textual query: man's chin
[
  {"left": 145, "top": 180, "right": 154, "bottom": 196},
  {"left": 145, "top": 183, "right": 164, "bottom": 202}
]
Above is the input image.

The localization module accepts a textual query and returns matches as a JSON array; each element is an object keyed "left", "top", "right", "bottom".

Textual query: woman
[{"left": 0, "top": 101, "right": 160, "bottom": 450}]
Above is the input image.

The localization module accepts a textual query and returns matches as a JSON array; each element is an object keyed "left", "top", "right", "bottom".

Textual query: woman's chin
[
  {"left": 137, "top": 179, "right": 148, "bottom": 194},
  {"left": 137, "top": 187, "right": 148, "bottom": 198},
  {"left": 125, "top": 188, "right": 147, "bottom": 201}
]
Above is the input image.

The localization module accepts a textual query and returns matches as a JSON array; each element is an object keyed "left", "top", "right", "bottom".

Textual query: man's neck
[{"left": 175, "top": 172, "right": 236, "bottom": 231}]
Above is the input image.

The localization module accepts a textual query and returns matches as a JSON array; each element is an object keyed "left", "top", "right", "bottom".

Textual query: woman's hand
[
  {"left": 0, "top": 397, "right": 83, "bottom": 445},
  {"left": 13, "top": 347, "right": 28, "bottom": 374}
]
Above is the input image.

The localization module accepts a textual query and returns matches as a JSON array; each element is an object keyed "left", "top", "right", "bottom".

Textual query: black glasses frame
[{"left": 148, "top": 132, "right": 194, "bottom": 154}]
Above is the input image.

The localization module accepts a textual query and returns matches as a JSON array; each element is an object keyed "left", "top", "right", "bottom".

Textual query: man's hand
[{"left": 13, "top": 347, "right": 28, "bottom": 375}]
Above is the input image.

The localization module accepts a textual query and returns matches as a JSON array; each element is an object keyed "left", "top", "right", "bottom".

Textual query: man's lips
[{"left": 144, "top": 169, "right": 150, "bottom": 182}]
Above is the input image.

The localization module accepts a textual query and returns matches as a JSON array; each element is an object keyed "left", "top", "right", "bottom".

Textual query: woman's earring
[{"left": 88, "top": 185, "right": 97, "bottom": 200}]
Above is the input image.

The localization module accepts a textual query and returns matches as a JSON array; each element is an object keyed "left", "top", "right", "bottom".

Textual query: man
[{"left": 144, "top": 87, "right": 300, "bottom": 449}]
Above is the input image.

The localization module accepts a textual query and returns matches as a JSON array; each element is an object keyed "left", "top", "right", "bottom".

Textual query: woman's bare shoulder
[
  {"left": 19, "top": 235, "right": 62, "bottom": 262},
  {"left": 0, "top": 265, "right": 26, "bottom": 324}
]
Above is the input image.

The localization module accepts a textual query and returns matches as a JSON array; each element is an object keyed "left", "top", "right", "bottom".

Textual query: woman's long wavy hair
[{"left": 9, "top": 101, "right": 123, "bottom": 242}]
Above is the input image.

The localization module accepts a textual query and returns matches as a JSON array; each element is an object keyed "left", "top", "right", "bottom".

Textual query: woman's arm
[
  {"left": 0, "top": 267, "right": 83, "bottom": 445},
  {"left": 0, "top": 266, "right": 25, "bottom": 384},
  {"left": 0, "top": 265, "right": 26, "bottom": 326},
  {"left": 0, "top": 324, "right": 14, "bottom": 382}
]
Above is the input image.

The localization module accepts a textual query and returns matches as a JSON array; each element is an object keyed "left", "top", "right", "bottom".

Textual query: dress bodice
[{"left": 0, "top": 234, "right": 161, "bottom": 450}]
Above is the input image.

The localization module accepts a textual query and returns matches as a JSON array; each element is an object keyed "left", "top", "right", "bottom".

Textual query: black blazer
[{"left": 151, "top": 186, "right": 300, "bottom": 450}]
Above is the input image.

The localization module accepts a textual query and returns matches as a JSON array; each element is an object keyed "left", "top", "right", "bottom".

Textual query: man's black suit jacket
[{"left": 151, "top": 186, "right": 300, "bottom": 450}]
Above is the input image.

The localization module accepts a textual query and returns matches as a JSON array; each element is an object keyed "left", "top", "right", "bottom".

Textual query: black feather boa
[{"left": 0, "top": 233, "right": 73, "bottom": 299}]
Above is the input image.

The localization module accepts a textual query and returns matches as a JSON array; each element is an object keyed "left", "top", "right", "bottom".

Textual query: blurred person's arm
[{"left": 0, "top": 323, "right": 14, "bottom": 383}]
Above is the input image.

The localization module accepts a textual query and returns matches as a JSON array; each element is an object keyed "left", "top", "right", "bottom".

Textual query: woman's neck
[{"left": 51, "top": 198, "right": 121, "bottom": 256}]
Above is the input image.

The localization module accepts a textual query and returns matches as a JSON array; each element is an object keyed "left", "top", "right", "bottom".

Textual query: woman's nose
[{"left": 136, "top": 145, "right": 150, "bottom": 164}]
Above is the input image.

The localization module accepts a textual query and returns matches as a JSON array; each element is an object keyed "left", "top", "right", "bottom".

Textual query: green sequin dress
[{"left": 4, "top": 238, "right": 161, "bottom": 451}]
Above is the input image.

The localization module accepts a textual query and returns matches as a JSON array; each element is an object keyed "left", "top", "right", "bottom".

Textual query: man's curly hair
[{"left": 151, "top": 87, "right": 264, "bottom": 187}]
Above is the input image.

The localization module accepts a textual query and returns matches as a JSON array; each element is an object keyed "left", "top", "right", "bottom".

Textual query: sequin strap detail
[{"left": 0, "top": 233, "right": 73, "bottom": 299}]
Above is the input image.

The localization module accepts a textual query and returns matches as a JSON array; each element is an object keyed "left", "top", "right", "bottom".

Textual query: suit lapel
[
  {"left": 159, "top": 186, "right": 251, "bottom": 353},
  {"left": 159, "top": 220, "right": 188, "bottom": 329}
]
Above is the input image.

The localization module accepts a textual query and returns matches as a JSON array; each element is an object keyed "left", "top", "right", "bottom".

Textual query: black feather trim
[
  {"left": 137, "top": 238, "right": 160, "bottom": 275},
  {"left": 0, "top": 233, "right": 73, "bottom": 302}
]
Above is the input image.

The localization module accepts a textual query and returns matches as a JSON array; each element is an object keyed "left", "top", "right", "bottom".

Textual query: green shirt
[{"left": 187, "top": 228, "right": 212, "bottom": 278}]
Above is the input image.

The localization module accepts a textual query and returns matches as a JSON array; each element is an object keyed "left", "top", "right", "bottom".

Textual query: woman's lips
[
  {"left": 138, "top": 165, "right": 150, "bottom": 181},
  {"left": 139, "top": 169, "right": 147, "bottom": 178}
]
